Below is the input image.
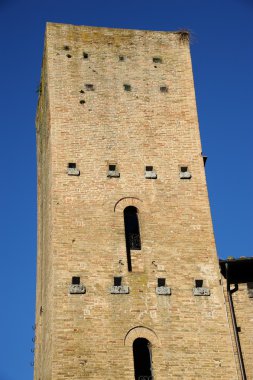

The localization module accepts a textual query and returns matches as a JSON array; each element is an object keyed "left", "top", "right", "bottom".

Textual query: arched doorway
[{"left": 133, "top": 338, "right": 153, "bottom": 379}]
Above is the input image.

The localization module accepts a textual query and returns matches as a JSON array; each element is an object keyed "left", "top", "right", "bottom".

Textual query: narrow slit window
[
  {"left": 124, "top": 206, "right": 141, "bottom": 272},
  {"left": 195, "top": 279, "right": 203, "bottom": 288},
  {"left": 247, "top": 282, "right": 253, "bottom": 298},
  {"left": 123, "top": 84, "right": 131, "bottom": 92},
  {"left": 133, "top": 338, "right": 153, "bottom": 380},
  {"left": 72, "top": 276, "right": 80, "bottom": 285},
  {"left": 114, "top": 276, "right": 122, "bottom": 286},
  {"left": 158, "top": 278, "right": 166, "bottom": 287}
]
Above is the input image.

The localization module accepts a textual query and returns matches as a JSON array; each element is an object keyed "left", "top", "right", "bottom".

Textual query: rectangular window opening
[
  {"left": 153, "top": 57, "right": 162, "bottom": 63},
  {"left": 181, "top": 166, "right": 188, "bottom": 173},
  {"left": 83, "top": 52, "right": 89, "bottom": 59},
  {"left": 158, "top": 278, "right": 166, "bottom": 287},
  {"left": 146, "top": 166, "right": 153, "bottom": 172},
  {"left": 85, "top": 84, "right": 94, "bottom": 91},
  {"left": 68, "top": 163, "right": 76, "bottom": 169},
  {"left": 195, "top": 279, "right": 203, "bottom": 288},
  {"left": 160, "top": 86, "right": 168, "bottom": 93},
  {"left": 124, "top": 84, "right": 131, "bottom": 92},
  {"left": 119, "top": 55, "right": 125, "bottom": 61},
  {"left": 109, "top": 164, "right": 116, "bottom": 171},
  {"left": 72, "top": 276, "right": 80, "bottom": 285},
  {"left": 114, "top": 276, "right": 122, "bottom": 286}
]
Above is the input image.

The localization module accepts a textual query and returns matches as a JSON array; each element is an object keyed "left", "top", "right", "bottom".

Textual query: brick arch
[
  {"left": 124, "top": 326, "right": 160, "bottom": 347},
  {"left": 114, "top": 197, "right": 143, "bottom": 213}
]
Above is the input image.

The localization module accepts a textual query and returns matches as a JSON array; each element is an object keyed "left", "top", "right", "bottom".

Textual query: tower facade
[{"left": 35, "top": 23, "right": 239, "bottom": 379}]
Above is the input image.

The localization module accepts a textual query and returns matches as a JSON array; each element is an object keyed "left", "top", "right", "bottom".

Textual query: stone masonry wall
[{"left": 35, "top": 23, "right": 239, "bottom": 379}]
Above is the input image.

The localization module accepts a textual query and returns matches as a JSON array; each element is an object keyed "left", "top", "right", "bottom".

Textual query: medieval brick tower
[{"left": 35, "top": 23, "right": 240, "bottom": 379}]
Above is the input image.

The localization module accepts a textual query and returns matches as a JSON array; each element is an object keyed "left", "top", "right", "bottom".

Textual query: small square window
[
  {"left": 158, "top": 278, "right": 166, "bottom": 287},
  {"left": 83, "top": 52, "right": 89, "bottom": 59},
  {"left": 72, "top": 276, "right": 80, "bottom": 285},
  {"left": 114, "top": 277, "right": 122, "bottom": 286},
  {"left": 119, "top": 55, "right": 125, "bottom": 61},
  {"left": 109, "top": 164, "right": 116, "bottom": 171},
  {"left": 68, "top": 163, "right": 76, "bottom": 169},
  {"left": 85, "top": 84, "right": 94, "bottom": 91},
  {"left": 123, "top": 84, "right": 131, "bottom": 92},
  {"left": 181, "top": 166, "right": 188, "bottom": 173},
  {"left": 195, "top": 279, "right": 203, "bottom": 288},
  {"left": 160, "top": 86, "right": 168, "bottom": 93},
  {"left": 146, "top": 166, "right": 153, "bottom": 172},
  {"left": 153, "top": 57, "right": 162, "bottom": 63}
]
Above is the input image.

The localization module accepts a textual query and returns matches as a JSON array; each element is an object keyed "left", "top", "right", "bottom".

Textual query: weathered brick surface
[
  {"left": 223, "top": 282, "right": 253, "bottom": 380},
  {"left": 35, "top": 23, "right": 239, "bottom": 379}
]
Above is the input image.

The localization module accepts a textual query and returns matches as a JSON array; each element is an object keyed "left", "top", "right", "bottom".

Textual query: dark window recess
[
  {"left": 72, "top": 276, "right": 80, "bottom": 285},
  {"left": 83, "top": 52, "right": 89, "bottom": 59},
  {"left": 160, "top": 86, "right": 168, "bottom": 93},
  {"left": 247, "top": 282, "right": 253, "bottom": 298},
  {"left": 123, "top": 84, "right": 131, "bottom": 91},
  {"left": 146, "top": 166, "right": 153, "bottom": 172},
  {"left": 124, "top": 206, "right": 141, "bottom": 272},
  {"left": 114, "top": 276, "right": 122, "bottom": 286},
  {"left": 85, "top": 84, "right": 94, "bottom": 91},
  {"left": 80, "top": 100, "right": 85, "bottom": 104},
  {"left": 63, "top": 45, "right": 70, "bottom": 51},
  {"left": 66, "top": 54, "right": 72, "bottom": 58},
  {"left": 133, "top": 338, "right": 153, "bottom": 380},
  {"left": 119, "top": 55, "right": 125, "bottom": 61},
  {"left": 181, "top": 166, "right": 188, "bottom": 173},
  {"left": 153, "top": 57, "right": 162, "bottom": 63},
  {"left": 158, "top": 278, "right": 166, "bottom": 287},
  {"left": 68, "top": 163, "right": 76, "bottom": 169},
  {"left": 195, "top": 279, "right": 203, "bottom": 288},
  {"left": 80, "top": 90, "right": 85, "bottom": 94},
  {"left": 109, "top": 164, "right": 116, "bottom": 171}
]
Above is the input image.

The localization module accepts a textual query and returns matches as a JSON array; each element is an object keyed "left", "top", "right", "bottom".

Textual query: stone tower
[{"left": 35, "top": 23, "right": 239, "bottom": 380}]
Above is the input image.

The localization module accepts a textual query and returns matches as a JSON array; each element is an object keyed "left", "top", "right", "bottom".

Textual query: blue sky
[{"left": 0, "top": 0, "right": 252, "bottom": 379}]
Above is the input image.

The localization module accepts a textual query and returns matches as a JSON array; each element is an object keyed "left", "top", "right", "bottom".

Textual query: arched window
[
  {"left": 133, "top": 338, "right": 153, "bottom": 380},
  {"left": 124, "top": 206, "right": 141, "bottom": 272}
]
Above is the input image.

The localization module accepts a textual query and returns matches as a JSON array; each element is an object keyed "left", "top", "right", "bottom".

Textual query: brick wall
[{"left": 35, "top": 23, "right": 238, "bottom": 379}]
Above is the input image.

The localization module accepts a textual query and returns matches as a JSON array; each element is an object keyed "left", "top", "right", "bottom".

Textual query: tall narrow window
[
  {"left": 133, "top": 338, "right": 153, "bottom": 380},
  {"left": 124, "top": 206, "right": 141, "bottom": 272}
]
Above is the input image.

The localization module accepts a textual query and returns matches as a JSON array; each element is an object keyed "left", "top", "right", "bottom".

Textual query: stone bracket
[
  {"left": 107, "top": 170, "right": 120, "bottom": 178},
  {"left": 193, "top": 287, "right": 210, "bottom": 296},
  {"left": 180, "top": 171, "right": 191, "bottom": 179},
  {"left": 156, "top": 286, "right": 171, "bottom": 295},
  {"left": 69, "top": 284, "right": 86, "bottom": 294},
  {"left": 110, "top": 285, "right": 129, "bottom": 294},
  {"left": 145, "top": 171, "right": 157, "bottom": 179},
  {"left": 67, "top": 168, "right": 80, "bottom": 176}
]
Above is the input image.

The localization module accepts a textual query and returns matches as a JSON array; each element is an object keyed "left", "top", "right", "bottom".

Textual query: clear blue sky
[{"left": 0, "top": 0, "right": 252, "bottom": 379}]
